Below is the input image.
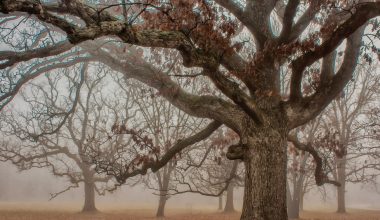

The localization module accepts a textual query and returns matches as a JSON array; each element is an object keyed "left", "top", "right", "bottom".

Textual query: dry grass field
[{"left": 0, "top": 203, "right": 379, "bottom": 220}]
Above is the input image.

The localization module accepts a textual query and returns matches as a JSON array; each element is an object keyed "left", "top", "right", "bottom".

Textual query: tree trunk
[
  {"left": 288, "top": 186, "right": 301, "bottom": 219},
  {"left": 240, "top": 128, "right": 288, "bottom": 220},
  {"left": 224, "top": 182, "right": 235, "bottom": 213},
  {"left": 218, "top": 195, "right": 223, "bottom": 210},
  {"left": 82, "top": 180, "right": 97, "bottom": 213},
  {"left": 286, "top": 181, "right": 291, "bottom": 209},
  {"left": 287, "top": 201, "right": 300, "bottom": 219},
  {"left": 156, "top": 170, "right": 170, "bottom": 218},
  {"left": 299, "top": 190, "right": 304, "bottom": 212},
  {"left": 288, "top": 173, "right": 305, "bottom": 218},
  {"left": 156, "top": 192, "right": 167, "bottom": 217},
  {"left": 336, "top": 156, "right": 347, "bottom": 213}
]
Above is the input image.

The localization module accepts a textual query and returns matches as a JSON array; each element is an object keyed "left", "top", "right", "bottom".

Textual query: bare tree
[
  {"left": 0, "top": 64, "right": 129, "bottom": 212},
  {"left": 316, "top": 64, "right": 380, "bottom": 213},
  {"left": 287, "top": 119, "right": 319, "bottom": 219},
  {"left": 1, "top": 0, "right": 380, "bottom": 219},
  {"left": 287, "top": 113, "right": 337, "bottom": 218},
  {"left": 363, "top": 105, "right": 380, "bottom": 178},
  {"left": 287, "top": 62, "right": 380, "bottom": 216},
  {"left": 116, "top": 78, "right": 208, "bottom": 217},
  {"left": 172, "top": 127, "right": 244, "bottom": 213},
  {"left": 210, "top": 129, "right": 243, "bottom": 213}
]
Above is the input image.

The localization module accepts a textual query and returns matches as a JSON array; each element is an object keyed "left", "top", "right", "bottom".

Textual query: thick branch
[
  {"left": 287, "top": 21, "right": 366, "bottom": 129},
  {"left": 0, "top": 0, "right": 79, "bottom": 36},
  {"left": 279, "top": 0, "right": 300, "bottom": 42},
  {"left": 94, "top": 120, "right": 222, "bottom": 183},
  {"left": 82, "top": 41, "right": 244, "bottom": 131},
  {"left": 1, "top": 0, "right": 256, "bottom": 99},
  {"left": 205, "top": 69, "right": 263, "bottom": 125},
  {"left": 289, "top": 2, "right": 380, "bottom": 101},
  {"left": 287, "top": 0, "right": 324, "bottom": 42},
  {"left": 151, "top": 121, "right": 222, "bottom": 172},
  {"left": 288, "top": 134, "right": 341, "bottom": 187},
  {"left": 0, "top": 0, "right": 215, "bottom": 67},
  {"left": 0, "top": 41, "right": 73, "bottom": 69},
  {"left": 244, "top": 0, "right": 278, "bottom": 48}
]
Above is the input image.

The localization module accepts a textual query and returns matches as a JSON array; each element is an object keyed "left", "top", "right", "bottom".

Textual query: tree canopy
[{"left": 1, "top": 0, "right": 379, "bottom": 219}]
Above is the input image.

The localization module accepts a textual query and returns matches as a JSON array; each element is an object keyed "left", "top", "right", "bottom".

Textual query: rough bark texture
[
  {"left": 82, "top": 179, "right": 97, "bottom": 213},
  {"left": 240, "top": 125, "right": 288, "bottom": 220},
  {"left": 336, "top": 156, "right": 347, "bottom": 213},
  {"left": 224, "top": 182, "right": 235, "bottom": 213}
]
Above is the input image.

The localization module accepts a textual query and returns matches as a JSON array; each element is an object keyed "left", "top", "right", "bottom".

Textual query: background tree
[
  {"left": 115, "top": 77, "right": 208, "bottom": 217},
  {"left": 315, "top": 63, "right": 380, "bottom": 213},
  {"left": 287, "top": 61, "right": 380, "bottom": 217},
  {"left": 1, "top": 0, "right": 380, "bottom": 219},
  {"left": 0, "top": 64, "right": 129, "bottom": 212},
  {"left": 287, "top": 117, "right": 324, "bottom": 219},
  {"left": 362, "top": 104, "right": 380, "bottom": 181},
  {"left": 168, "top": 127, "right": 244, "bottom": 213},
  {"left": 209, "top": 129, "right": 243, "bottom": 213}
]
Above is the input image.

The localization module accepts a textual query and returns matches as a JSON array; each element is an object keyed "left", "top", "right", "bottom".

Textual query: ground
[{"left": 0, "top": 203, "right": 379, "bottom": 220}]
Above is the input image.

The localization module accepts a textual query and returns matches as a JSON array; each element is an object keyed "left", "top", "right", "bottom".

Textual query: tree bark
[
  {"left": 240, "top": 127, "right": 288, "bottom": 220},
  {"left": 224, "top": 182, "right": 235, "bottom": 213},
  {"left": 336, "top": 156, "right": 347, "bottom": 213},
  {"left": 82, "top": 180, "right": 97, "bottom": 213}
]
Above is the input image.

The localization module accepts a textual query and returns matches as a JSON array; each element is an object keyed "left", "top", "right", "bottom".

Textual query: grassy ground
[{"left": 0, "top": 203, "right": 379, "bottom": 220}]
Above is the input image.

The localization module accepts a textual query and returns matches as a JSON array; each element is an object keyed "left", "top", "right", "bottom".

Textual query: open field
[{"left": 0, "top": 203, "right": 380, "bottom": 220}]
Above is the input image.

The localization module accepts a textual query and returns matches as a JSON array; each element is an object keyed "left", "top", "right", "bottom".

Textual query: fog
[
  {"left": 1, "top": 162, "right": 379, "bottom": 211},
  {"left": 1, "top": 0, "right": 380, "bottom": 219},
  {"left": 0, "top": 162, "right": 226, "bottom": 210}
]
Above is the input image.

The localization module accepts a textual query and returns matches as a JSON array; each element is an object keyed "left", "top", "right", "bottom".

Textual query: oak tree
[
  {"left": 1, "top": 0, "right": 380, "bottom": 219},
  {"left": 0, "top": 64, "right": 124, "bottom": 212}
]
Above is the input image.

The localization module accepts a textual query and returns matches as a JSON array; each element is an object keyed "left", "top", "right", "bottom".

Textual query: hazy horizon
[{"left": 1, "top": 162, "right": 379, "bottom": 212}]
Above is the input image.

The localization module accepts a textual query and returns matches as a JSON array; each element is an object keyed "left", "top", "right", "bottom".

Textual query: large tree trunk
[
  {"left": 224, "top": 182, "right": 235, "bottom": 213},
  {"left": 82, "top": 180, "right": 97, "bottom": 213},
  {"left": 240, "top": 127, "right": 288, "bottom": 220},
  {"left": 336, "top": 156, "right": 347, "bottom": 213}
]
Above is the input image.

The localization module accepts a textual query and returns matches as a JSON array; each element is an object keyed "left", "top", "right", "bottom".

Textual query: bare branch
[{"left": 0, "top": 41, "right": 73, "bottom": 69}]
